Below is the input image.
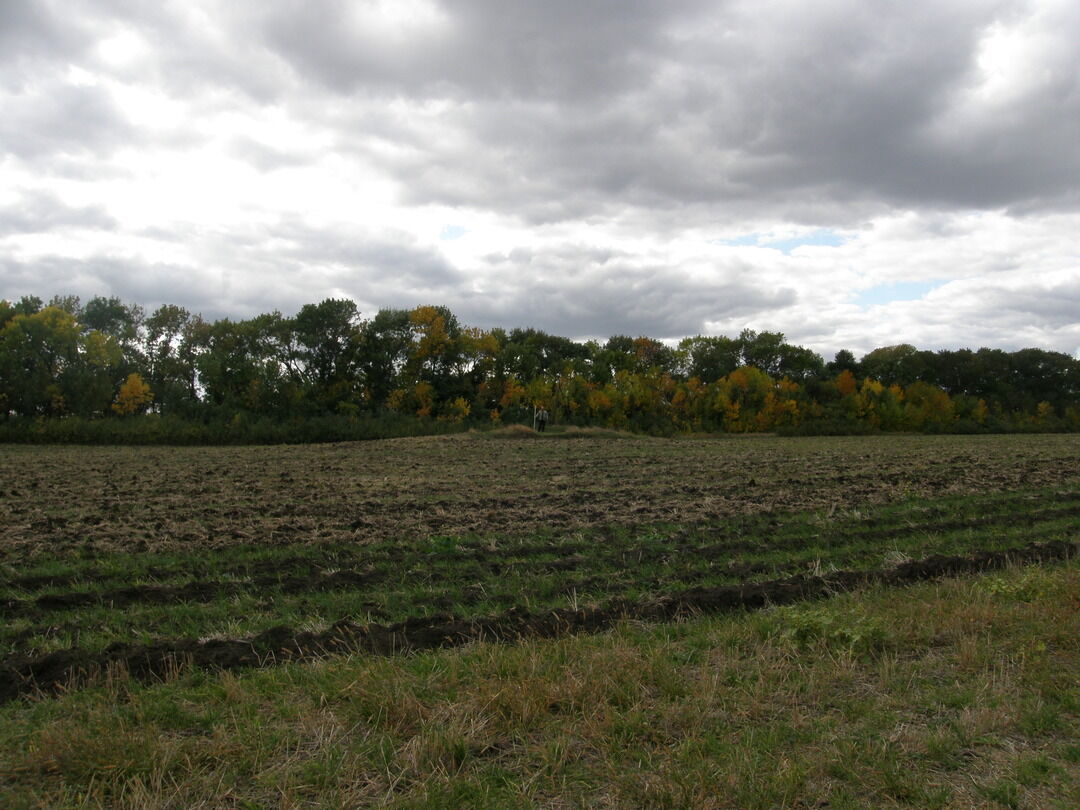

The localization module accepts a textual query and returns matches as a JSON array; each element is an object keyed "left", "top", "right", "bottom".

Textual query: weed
[
  {"left": 772, "top": 605, "right": 891, "bottom": 657},
  {"left": 974, "top": 569, "right": 1049, "bottom": 602}
]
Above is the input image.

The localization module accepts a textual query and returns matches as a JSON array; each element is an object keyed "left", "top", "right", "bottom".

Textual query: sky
[{"left": 1, "top": 0, "right": 1078, "bottom": 360}]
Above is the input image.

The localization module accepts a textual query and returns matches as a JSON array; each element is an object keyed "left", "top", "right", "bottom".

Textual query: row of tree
[{"left": 2, "top": 294, "right": 1078, "bottom": 436}]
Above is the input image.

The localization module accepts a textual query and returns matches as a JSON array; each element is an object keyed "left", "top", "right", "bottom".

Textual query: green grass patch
[
  {"left": 1, "top": 434, "right": 1078, "bottom": 806},
  {"left": 3, "top": 485, "right": 1078, "bottom": 658},
  {"left": 1, "top": 558, "right": 1076, "bottom": 808}
]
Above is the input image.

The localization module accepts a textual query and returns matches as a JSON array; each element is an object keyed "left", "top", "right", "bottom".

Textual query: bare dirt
[
  {"left": 2, "top": 433, "right": 1079, "bottom": 562},
  {"left": 2, "top": 433, "right": 1078, "bottom": 702}
]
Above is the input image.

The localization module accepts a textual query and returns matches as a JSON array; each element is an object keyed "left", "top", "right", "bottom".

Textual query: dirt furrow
[
  {"left": 1, "top": 569, "right": 381, "bottom": 619},
  {"left": 2, "top": 539, "right": 1073, "bottom": 704}
]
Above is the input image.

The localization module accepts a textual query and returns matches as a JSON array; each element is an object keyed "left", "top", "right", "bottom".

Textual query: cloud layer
[{"left": 1, "top": 0, "right": 1078, "bottom": 358}]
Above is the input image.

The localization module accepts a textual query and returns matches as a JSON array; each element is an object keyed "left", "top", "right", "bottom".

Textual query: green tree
[
  {"left": 405, "top": 305, "right": 473, "bottom": 406},
  {"left": 1008, "top": 348, "right": 1079, "bottom": 413},
  {"left": 0, "top": 300, "right": 15, "bottom": 332},
  {"left": 776, "top": 343, "right": 825, "bottom": 382},
  {"left": 63, "top": 329, "right": 124, "bottom": 415},
  {"left": 860, "top": 344, "right": 931, "bottom": 387},
  {"left": 678, "top": 335, "right": 742, "bottom": 383},
  {"left": 738, "top": 329, "right": 785, "bottom": 376},
  {"left": 47, "top": 294, "right": 82, "bottom": 317},
  {"left": 589, "top": 335, "right": 637, "bottom": 383},
  {"left": 197, "top": 315, "right": 289, "bottom": 415},
  {"left": 144, "top": 304, "right": 202, "bottom": 415},
  {"left": 501, "top": 328, "right": 591, "bottom": 382},
  {"left": 289, "top": 298, "right": 364, "bottom": 411},
  {"left": 13, "top": 296, "right": 43, "bottom": 316},
  {"left": 827, "top": 349, "right": 859, "bottom": 376},
  {"left": 0, "top": 306, "right": 81, "bottom": 415},
  {"left": 360, "top": 308, "right": 414, "bottom": 409},
  {"left": 81, "top": 295, "right": 144, "bottom": 369}
]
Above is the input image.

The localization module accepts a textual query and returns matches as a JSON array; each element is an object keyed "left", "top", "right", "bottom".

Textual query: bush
[
  {"left": 0, "top": 412, "right": 466, "bottom": 446},
  {"left": 776, "top": 418, "right": 877, "bottom": 437}
]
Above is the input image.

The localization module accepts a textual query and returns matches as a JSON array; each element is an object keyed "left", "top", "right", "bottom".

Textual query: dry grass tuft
[{"left": 1, "top": 560, "right": 1076, "bottom": 808}]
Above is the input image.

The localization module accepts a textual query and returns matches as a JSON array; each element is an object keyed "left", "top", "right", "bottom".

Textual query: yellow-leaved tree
[
  {"left": 441, "top": 396, "right": 471, "bottom": 423},
  {"left": 112, "top": 372, "right": 154, "bottom": 415}
]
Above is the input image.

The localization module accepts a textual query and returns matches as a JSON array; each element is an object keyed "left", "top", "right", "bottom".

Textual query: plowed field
[{"left": 2, "top": 432, "right": 1079, "bottom": 700}]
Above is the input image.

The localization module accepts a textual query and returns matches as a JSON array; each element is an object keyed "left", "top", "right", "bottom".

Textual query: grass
[
  {"left": 1, "top": 433, "right": 1078, "bottom": 806},
  {"left": 0, "top": 558, "right": 1076, "bottom": 808},
  {"left": 2, "top": 485, "right": 1077, "bottom": 658}
]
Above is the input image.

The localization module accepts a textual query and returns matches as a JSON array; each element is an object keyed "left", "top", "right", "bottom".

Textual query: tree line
[{"left": 2, "top": 294, "right": 1078, "bottom": 442}]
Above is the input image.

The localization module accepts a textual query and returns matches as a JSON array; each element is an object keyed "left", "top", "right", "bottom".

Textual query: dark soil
[
  {"left": 8, "top": 499, "right": 1075, "bottom": 621},
  {"left": 2, "top": 539, "right": 1073, "bottom": 704},
  {"left": 1, "top": 568, "right": 382, "bottom": 618},
  {"left": 3, "top": 435, "right": 1079, "bottom": 563}
]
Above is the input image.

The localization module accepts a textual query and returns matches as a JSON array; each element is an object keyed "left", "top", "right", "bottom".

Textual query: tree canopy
[{"left": 1, "top": 294, "right": 1077, "bottom": 438}]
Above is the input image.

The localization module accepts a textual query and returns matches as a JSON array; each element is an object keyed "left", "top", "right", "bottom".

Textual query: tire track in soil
[
  {"left": 0, "top": 542, "right": 593, "bottom": 594},
  {"left": 1, "top": 553, "right": 372, "bottom": 593},
  {"left": 2, "top": 540, "right": 1074, "bottom": 704},
  {"left": 688, "top": 503, "right": 1080, "bottom": 557},
  {"left": 1, "top": 569, "right": 382, "bottom": 619},
  {"left": 10, "top": 488, "right": 1080, "bottom": 591},
  {"left": 5, "top": 502, "right": 1078, "bottom": 620}
]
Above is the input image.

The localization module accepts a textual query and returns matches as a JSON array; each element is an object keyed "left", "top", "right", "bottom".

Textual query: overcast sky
[{"left": 2, "top": 0, "right": 1078, "bottom": 359}]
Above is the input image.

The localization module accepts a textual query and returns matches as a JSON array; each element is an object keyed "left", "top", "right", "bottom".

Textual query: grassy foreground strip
[
  {"left": 2, "top": 560, "right": 1077, "bottom": 809},
  {"left": 2, "top": 538, "right": 1075, "bottom": 703},
  {"left": 4, "top": 484, "right": 1078, "bottom": 663}
]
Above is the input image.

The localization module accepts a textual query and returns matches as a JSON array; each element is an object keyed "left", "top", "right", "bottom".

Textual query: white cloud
[{"left": 0, "top": 0, "right": 1076, "bottom": 360}]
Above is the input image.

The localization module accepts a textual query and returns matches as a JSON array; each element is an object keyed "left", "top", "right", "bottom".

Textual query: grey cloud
[
  {"left": 257, "top": 0, "right": 697, "bottom": 101},
  {"left": 309, "top": 0, "right": 1079, "bottom": 221},
  {"left": 15, "top": 0, "right": 1076, "bottom": 222},
  {"left": 450, "top": 250, "right": 796, "bottom": 340},
  {"left": 0, "top": 189, "right": 117, "bottom": 236},
  {"left": 0, "top": 1, "right": 89, "bottom": 84},
  {"left": 0, "top": 218, "right": 468, "bottom": 323},
  {"left": 814, "top": 274, "right": 1080, "bottom": 358},
  {"left": 264, "top": 222, "right": 467, "bottom": 291},
  {"left": 2, "top": 0, "right": 1076, "bottom": 359},
  {"left": 962, "top": 280, "right": 1080, "bottom": 330},
  {"left": 125, "top": 216, "right": 466, "bottom": 297},
  {"left": 0, "top": 252, "right": 322, "bottom": 324},
  {"left": 658, "top": 1, "right": 1079, "bottom": 213},
  {"left": 94, "top": 2, "right": 294, "bottom": 103},
  {"left": 0, "top": 254, "right": 223, "bottom": 319},
  {"left": 2, "top": 1, "right": 288, "bottom": 109},
  {"left": 0, "top": 80, "right": 137, "bottom": 162}
]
